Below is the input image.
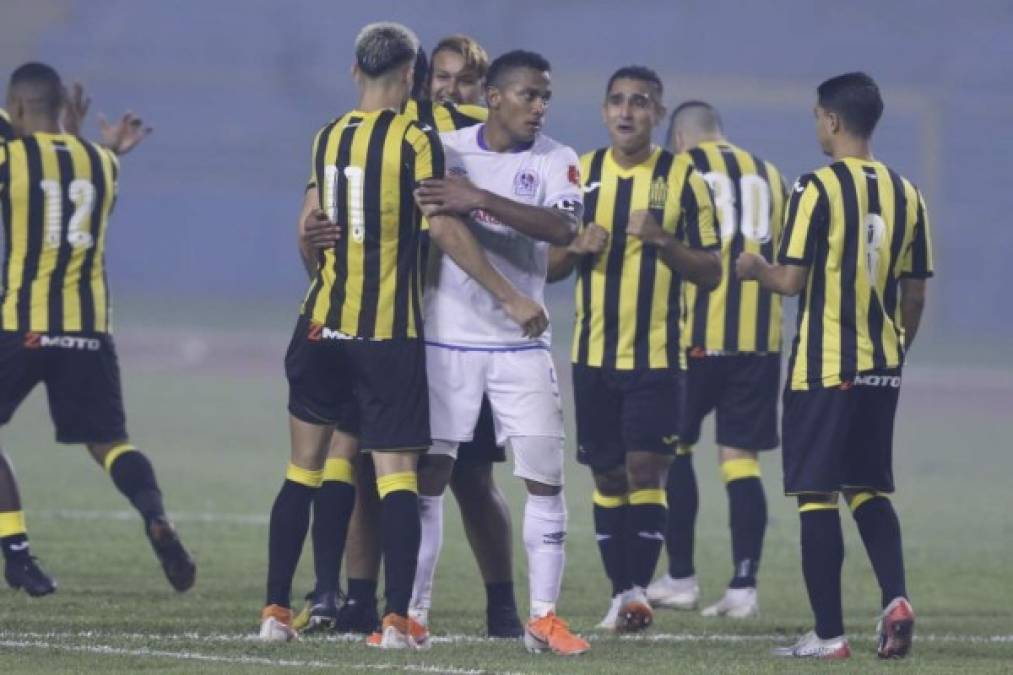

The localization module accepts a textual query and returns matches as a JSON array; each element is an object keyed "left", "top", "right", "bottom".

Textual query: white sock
[
  {"left": 523, "top": 492, "right": 567, "bottom": 618},
  {"left": 409, "top": 494, "right": 444, "bottom": 623}
]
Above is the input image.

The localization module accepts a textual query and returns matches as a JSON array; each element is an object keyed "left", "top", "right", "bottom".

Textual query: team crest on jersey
[
  {"left": 649, "top": 177, "right": 668, "bottom": 210},
  {"left": 513, "top": 170, "right": 538, "bottom": 196},
  {"left": 448, "top": 166, "right": 468, "bottom": 177}
]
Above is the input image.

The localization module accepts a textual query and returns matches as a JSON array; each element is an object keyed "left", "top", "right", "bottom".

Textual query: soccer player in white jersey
[{"left": 411, "top": 50, "right": 590, "bottom": 656}]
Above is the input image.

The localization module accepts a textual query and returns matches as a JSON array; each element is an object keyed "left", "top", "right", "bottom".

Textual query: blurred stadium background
[{"left": 1, "top": 1, "right": 1011, "bottom": 672}]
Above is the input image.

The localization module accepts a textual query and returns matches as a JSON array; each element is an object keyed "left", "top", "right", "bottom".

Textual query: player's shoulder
[
  {"left": 0, "top": 107, "right": 11, "bottom": 142},
  {"left": 437, "top": 124, "right": 477, "bottom": 151},
  {"left": 532, "top": 133, "right": 577, "bottom": 162}
]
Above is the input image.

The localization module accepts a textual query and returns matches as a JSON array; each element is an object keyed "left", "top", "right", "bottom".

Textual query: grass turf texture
[{"left": 1, "top": 302, "right": 1011, "bottom": 673}]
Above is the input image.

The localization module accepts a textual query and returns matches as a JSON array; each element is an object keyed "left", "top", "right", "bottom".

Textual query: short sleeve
[
  {"left": 407, "top": 122, "right": 445, "bottom": 187},
  {"left": 679, "top": 166, "right": 719, "bottom": 250},
  {"left": 305, "top": 127, "right": 325, "bottom": 191},
  {"left": 778, "top": 175, "right": 826, "bottom": 265},
  {"left": 541, "top": 144, "right": 583, "bottom": 219},
  {"left": 900, "top": 188, "right": 934, "bottom": 279}
]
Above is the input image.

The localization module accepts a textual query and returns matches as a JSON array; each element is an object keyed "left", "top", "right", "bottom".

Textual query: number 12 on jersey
[{"left": 324, "top": 165, "right": 366, "bottom": 243}]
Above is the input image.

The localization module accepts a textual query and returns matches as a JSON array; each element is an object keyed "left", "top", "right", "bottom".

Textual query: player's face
[
  {"left": 603, "top": 78, "right": 661, "bottom": 155},
  {"left": 487, "top": 68, "right": 551, "bottom": 145},
  {"left": 815, "top": 105, "right": 833, "bottom": 156},
  {"left": 429, "top": 49, "right": 483, "bottom": 105}
]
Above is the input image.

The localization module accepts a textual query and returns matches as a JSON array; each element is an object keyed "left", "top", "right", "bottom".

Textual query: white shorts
[{"left": 426, "top": 345, "right": 564, "bottom": 447}]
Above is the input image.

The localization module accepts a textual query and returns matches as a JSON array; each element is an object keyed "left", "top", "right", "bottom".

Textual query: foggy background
[{"left": 2, "top": 0, "right": 1012, "bottom": 359}]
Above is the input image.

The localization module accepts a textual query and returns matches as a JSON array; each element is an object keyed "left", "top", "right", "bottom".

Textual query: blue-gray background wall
[{"left": 3, "top": 0, "right": 1011, "bottom": 350}]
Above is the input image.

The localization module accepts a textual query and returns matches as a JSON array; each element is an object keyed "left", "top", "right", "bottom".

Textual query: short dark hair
[
  {"left": 486, "top": 50, "right": 550, "bottom": 89},
  {"left": 666, "top": 100, "right": 722, "bottom": 144},
  {"left": 9, "top": 62, "right": 63, "bottom": 116},
  {"left": 606, "top": 66, "right": 663, "bottom": 97},
  {"left": 354, "top": 22, "right": 419, "bottom": 77},
  {"left": 817, "top": 72, "right": 883, "bottom": 139}
]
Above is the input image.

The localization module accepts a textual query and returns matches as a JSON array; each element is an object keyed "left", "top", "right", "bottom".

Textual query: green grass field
[{"left": 1, "top": 299, "right": 1011, "bottom": 673}]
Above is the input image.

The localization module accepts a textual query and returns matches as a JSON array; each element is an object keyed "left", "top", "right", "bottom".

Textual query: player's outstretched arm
[
  {"left": 628, "top": 209, "right": 721, "bottom": 290},
  {"left": 99, "top": 111, "right": 152, "bottom": 155},
  {"left": 61, "top": 82, "right": 90, "bottom": 136},
  {"left": 546, "top": 223, "right": 609, "bottom": 282},
  {"left": 735, "top": 252, "right": 807, "bottom": 296},
  {"left": 296, "top": 187, "right": 342, "bottom": 278},
  {"left": 898, "top": 278, "right": 927, "bottom": 349},
  {"left": 427, "top": 212, "right": 548, "bottom": 338},
  {"left": 415, "top": 176, "right": 577, "bottom": 246}
]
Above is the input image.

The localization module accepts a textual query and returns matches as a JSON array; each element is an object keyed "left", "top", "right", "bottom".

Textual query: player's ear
[
  {"left": 828, "top": 110, "right": 842, "bottom": 135},
  {"left": 654, "top": 102, "right": 667, "bottom": 127},
  {"left": 485, "top": 85, "right": 500, "bottom": 110}
]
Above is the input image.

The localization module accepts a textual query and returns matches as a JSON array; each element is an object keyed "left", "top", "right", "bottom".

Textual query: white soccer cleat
[
  {"left": 408, "top": 604, "right": 430, "bottom": 629},
  {"left": 701, "top": 586, "right": 758, "bottom": 618},
  {"left": 596, "top": 594, "right": 622, "bottom": 631},
  {"left": 645, "top": 574, "right": 699, "bottom": 610},
  {"left": 771, "top": 630, "right": 851, "bottom": 659},
  {"left": 259, "top": 605, "right": 297, "bottom": 642},
  {"left": 618, "top": 586, "right": 653, "bottom": 632}
]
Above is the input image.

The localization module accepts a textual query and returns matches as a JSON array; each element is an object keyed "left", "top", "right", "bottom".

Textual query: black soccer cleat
[
  {"left": 5, "top": 555, "right": 57, "bottom": 597},
  {"left": 302, "top": 589, "right": 341, "bottom": 634},
  {"left": 146, "top": 516, "right": 196, "bottom": 592},
  {"left": 334, "top": 594, "right": 380, "bottom": 634},
  {"left": 487, "top": 602, "right": 524, "bottom": 638}
]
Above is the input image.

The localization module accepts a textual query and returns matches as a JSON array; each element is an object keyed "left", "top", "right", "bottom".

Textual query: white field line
[
  {"left": 2, "top": 629, "right": 1011, "bottom": 646},
  {"left": 34, "top": 508, "right": 268, "bottom": 526},
  {"left": 0, "top": 638, "right": 521, "bottom": 675}
]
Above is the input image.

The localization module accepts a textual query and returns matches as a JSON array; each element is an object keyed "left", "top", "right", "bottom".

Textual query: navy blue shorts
[
  {"left": 782, "top": 369, "right": 902, "bottom": 495},
  {"left": 679, "top": 351, "right": 780, "bottom": 451},
  {"left": 573, "top": 364, "right": 679, "bottom": 473}
]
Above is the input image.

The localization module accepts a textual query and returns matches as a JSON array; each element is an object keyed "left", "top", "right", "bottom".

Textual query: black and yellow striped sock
[
  {"left": 627, "top": 488, "right": 667, "bottom": 589},
  {"left": 311, "top": 458, "right": 356, "bottom": 597},
  {"left": 721, "top": 457, "right": 767, "bottom": 588},
  {"left": 848, "top": 491, "right": 907, "bottom": 608},
  {"left": 266, "top": 463, "right": 323, "bottom": 607},
  {"left": 377, "top": 471, "right": 420, "bottom": 617},
  {"left": 0, "top": 510, "right": 30, "bottom": 562},
  {"left": 592, "top": 490, "right": 629, "bottom": 596},
  {"left": 665, "top": 444, "right": 698, "bottom": 578},
  {"left": 104, "top": 444, "right": 165, "bottom": 526},
  {"left": 799, "top": 493, "right": 845, "bottom": 639}
]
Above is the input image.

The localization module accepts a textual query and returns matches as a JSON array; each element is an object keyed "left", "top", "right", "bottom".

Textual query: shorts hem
[{"left": 715, "top": 435, "right": 780, "bottom": 452}]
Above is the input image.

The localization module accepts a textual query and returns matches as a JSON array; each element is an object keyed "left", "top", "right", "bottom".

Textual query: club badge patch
[{"left": 513, "top": 169, "right": 538, "bottom": 197}]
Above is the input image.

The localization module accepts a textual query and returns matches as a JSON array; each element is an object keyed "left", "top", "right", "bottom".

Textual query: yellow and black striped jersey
[
  {"left": 572, "top": 146, "right": 719, "bottom": 370},
  {"left": 302, "top": 108, "right": 444, "bottom": 339},
  {"left": 681, "top": 141, "right": 787, "bottom": 354},
  {"left": 0, "top": 109, "right": 12, "bottom": 143},
  {"left": 402, "top": 99, "right": 486, "bottom": 132},
  {"left": 780, "top": 158, "right": 934, "bottom": 390},
  {"left": 0, "top": 133, "right": 119, "bottom": 333}
]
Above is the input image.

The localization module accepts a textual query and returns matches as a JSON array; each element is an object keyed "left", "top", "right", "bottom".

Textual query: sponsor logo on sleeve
[{"left": 568, "top": 164, "right": 580, "bottom": 186}]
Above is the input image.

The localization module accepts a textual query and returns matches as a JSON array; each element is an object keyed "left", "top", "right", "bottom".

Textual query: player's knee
[
  {"left": 797, "top": 492, "right": 840, "bottom": 512},
  {"left": 418, "top": 453, "right": 455, "bottom": 496},
  {"left": 625, "top": 451, "right": 670, "bottom": 490},
  {"left": 593, "top": 466, "right": 628, "bottom": 497},
  {"left": 450, "top": 461, "right": 494, "bottom": 500},
  {"left": 843, "top": 489, "right": 887, "bottom": 512},
  {"left": 509, "top": 436, "right": 564, "bottom": 488}
]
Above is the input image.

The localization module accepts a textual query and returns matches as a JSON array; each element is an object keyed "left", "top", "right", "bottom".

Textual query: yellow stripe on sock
[
  {"left": 799, "top": 493, "right": 839, "bottom": 513},
  {"left": 102, "top": 443, "right": 137, "bottom": 473},
  {"left": 629, "top": 488, "right": 667, "bottom": 507},
  {"left": 847, "top": 490, "right": 886, "bottom": 512},
  {"left": 322, "top": 458, "right": 354, "bottom": 484},
  {"left": 592, "top": 490, "right": 628, "bottom": 508},
  {"left": 720, "top": 457, "right": 761, "bottom": 483},
  {"left": 376, "top": 471, "right": 417, "bottom": 498},
  {"left": 676, "top": 443, "right": 694, "bottom": 456},
  {"left": 0, "top": 510, "right": 27, "bottom": 537},
  {"left": 286, "top": 463, "right": 324, "bottom": 487}
]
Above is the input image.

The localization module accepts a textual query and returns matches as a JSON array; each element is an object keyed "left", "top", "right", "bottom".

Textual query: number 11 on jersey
[{"left": 324, "top": 165, "right": 366, "bottom": 244}]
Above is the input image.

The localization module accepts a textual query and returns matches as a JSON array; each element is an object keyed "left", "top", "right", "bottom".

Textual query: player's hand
[
  {"left": 99, "top": 111, "right": 152, "bottom": 155},
  {"left": 414, "top": 176, "right": 485, "bottom": 215},
  {"left": 502, "top": 293, "right": 549, "bottom": 338},
  {"left": 735, "top": 251, "right": 766, "bottom": 280},
  {"left": 301, "top": 208, "right": 342, "bottom": 249},
  {"left": 627, "top": 209, "right": 666, "bottom": 246},
  {"left": 569, "top": 222, "right": 609, "bottom": 255},
  {"left": 61, "top": 82, "right": 90, "bottom": 135}
]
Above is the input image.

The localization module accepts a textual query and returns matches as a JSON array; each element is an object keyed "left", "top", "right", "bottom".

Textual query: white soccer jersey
[{"left": 424, "top": 125, "right": 582, "bottom": 348}]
